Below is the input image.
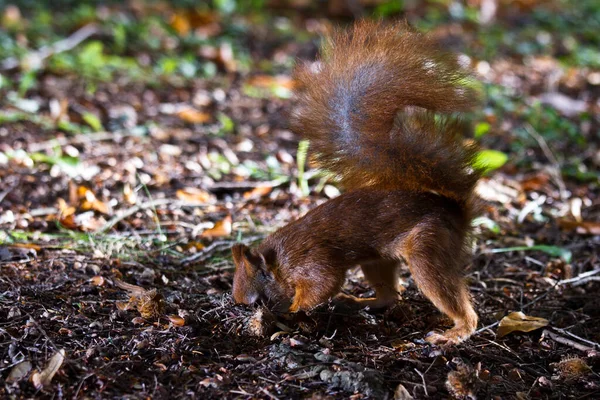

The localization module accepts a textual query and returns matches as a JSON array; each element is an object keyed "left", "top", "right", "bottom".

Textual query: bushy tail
[{"left": 290, "top": 20, "right": 482, "bottom": 203}]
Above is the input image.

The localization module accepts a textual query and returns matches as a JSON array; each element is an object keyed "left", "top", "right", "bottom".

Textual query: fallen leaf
[
  {"left": 201, "top": 215, "right": 232, "bottom": 238},
  {"left": 170, "top": 11, "right": 191, "bottom": 36},
  {"left": 123, "top": 183, "right": 137, "bottom": 205},
  {"left": 497, "top": 311, "right": 549, "bottom": 338},
  {"left": 90, "top": 276, "right": 105, "bottom": 286},
  {"left": 79, "top": 186, "right": 110, "bottom": 214},
  {"left": 167, "top": 315, "right": 185, "bottom": 327},
  {"left": 9, "top": 243, "right": 42, "bottom": 252},
  {"left": 177, "top": 108, "right": 211, "bottom": 124},
  {"left": 176, "top": 187, "right": 213, "bottom": 204},
  {"left": 57, "top": 198, "right": 76, "bottom": 218},
  {"left": 519, "top": 172, "right": 550, "bottom": 191},
  {"left": 243, "top": 185, "right": 272, "bottom": 200},
  {"left": 6, "top": 361, "right": 32, "bottom": 384},
  {"left": 559, "top": 220, "right": 600, "bottom": 235},
  {"left": 247, "top": 74, "right": 294, "bottom": 89},
  {"left": 394, "top": 384, "right": 414, "bottom": 400},
  {"left": 31, "top": 349, "right": 66, "bottom": 389}
]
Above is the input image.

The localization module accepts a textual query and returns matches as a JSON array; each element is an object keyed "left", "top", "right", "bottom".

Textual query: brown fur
[{"left": 232, "top": 21, "right": 483, "bottom": 345}]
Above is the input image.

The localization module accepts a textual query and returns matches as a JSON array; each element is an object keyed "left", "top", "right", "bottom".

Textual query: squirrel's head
[{"left": 231, "top": 244, "right": 289, "bottom": 310}]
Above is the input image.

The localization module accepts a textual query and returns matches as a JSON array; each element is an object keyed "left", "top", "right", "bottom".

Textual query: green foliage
[
  {"left": 474, "top": 149, "right": 508, "bottom": 173},
  {"left": 296, "top": 140, "right": 310, "bottom": 197},
  {"left": 490, "top": 245, "right": 572, "bottom": 263}
]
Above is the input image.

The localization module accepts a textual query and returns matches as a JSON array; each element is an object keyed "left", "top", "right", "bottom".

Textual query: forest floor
[{"left": 1, "top": 1, "right": 599, "bottom": 399}]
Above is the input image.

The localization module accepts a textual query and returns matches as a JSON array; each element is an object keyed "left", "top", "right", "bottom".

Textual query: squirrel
[{"left": 232, "top": 20, "right": 483, "bottom": 345}]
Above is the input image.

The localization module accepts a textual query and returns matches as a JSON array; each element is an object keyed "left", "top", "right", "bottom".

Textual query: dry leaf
[
  {"left": 90, "top": 276, "right": 105, "bottom": 286},
  {"left": 243, "top": 185, "right": 272, "bottom": 200},
  {"left": 519, "top": 172, "right": 550, "bottom": 191},
  {"left": 497, "top": 311, "right": 549, "bottom": 338},
  {"left": 31, "top": 349, "right": 65, "bottom": 389},
  {"left": 201, "top": 215, "right": 232, "bottom": 238},
  {"left": 167, "top": 315, "right": 186, "bottom": 327},
  {"left": 9, "top": 243, "right": 42, "bottom": 252},
  {"left": 6, "top": 361, "right": 32, "bottom": 384},
  {"left": 58, "top": 213, "right": 78, "bottom": 230},
  {"left": 394, "top": 384, "right": 414, "bottom": 400},
  {"left": 57, "top": 198, "right": 76, "bottom": 218},
  {"left": 558, "top": 219, "right": 600, "bottom": 235},
  {"left": 176, "top": 187, "right": 213, "bottom": 204},
  {"left": 79, "top": 186, "right": 110, "bottom": 214},
  {"left": 123, "top": 183, "right": 137, "bottom": 205},
  {"left": 170, "top": 12, "right": 191, "bottom": 36},
  {"left": 177, "top": 108, "right": 211, "bottom": 124},
  {"left": 247, "top": 74, "right": 294, "bottom": 89},
  {"left": 390, "top": 339, "right": 416, "bottom": 351}
]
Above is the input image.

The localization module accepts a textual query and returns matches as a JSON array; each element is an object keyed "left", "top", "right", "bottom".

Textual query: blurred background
[
  {"left": 0, "top": 1, "right": 598, "bottom": 250},
  {"left": 1, "top": 2, "right": 599, "bottom": 399}
]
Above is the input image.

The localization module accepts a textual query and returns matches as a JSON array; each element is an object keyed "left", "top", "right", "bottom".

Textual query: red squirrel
[{"left": 232, "top": 20, "right": 483, "bottom": 345}]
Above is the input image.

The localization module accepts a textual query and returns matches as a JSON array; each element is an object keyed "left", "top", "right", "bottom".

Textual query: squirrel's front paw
[{"left": 425, "top": 328, "right": 472, "bottom": 346}]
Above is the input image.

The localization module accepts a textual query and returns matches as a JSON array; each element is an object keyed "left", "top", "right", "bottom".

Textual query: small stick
[
  {"left": 524, "top": 124, "right": 568, "bottom": 200},
  {"left": 2, "top": 24, "right": 99, "bottom": 70},
  {"left": 28, "top": 131, "right": 131, "bottom": 153},
  {"left": 414, "top": 368, "right": 429, "bottom": 397},
  {"left": 558, "top": 269, "right": 600, "bottom": 286},
  {"left": 179, "top": 235, "right": 263, "bottom": 266},
  {"left": 98, "top": 199, "right": 174, "bottom": 233},
  {"left": 554, "top": 327, "right": 600, "bottom": 349},
  {"left": 542, "top": 329, "right": 596, "bottom": 352}
]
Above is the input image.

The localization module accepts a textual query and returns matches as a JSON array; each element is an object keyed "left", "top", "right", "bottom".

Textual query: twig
[
  {"left": 0, "top": 181, "right": 18, "bottom": 204},
  {"left": 1, "top": 24, "right": 99, "bottom": 70},
  {"left": 209, "top": 178, "right": 289, "bottom": 190},
  {"left": 475, "top": 321, "right": 500, "bottom": 334},
  {"left": 523, "top": 124, "right": 568, "bottom": 200},
  {"left": 27, "top": 130, "right": 138, "bottom": 153},
  {"left": 542, "top": 329, "right": 597, "bottom": 352},
  {"left": 558, "top": 269, "right": 600, "bottom": 286},
  {"left": 179, "top": 235, "right": 263, "bottom": 266},
  {"left": 554, "top": 327, "right": 600, "bottom": 349},
  {"left": 98, "top": 199, "right": 174, "bottom": 233},
  {"left": 413, "top": 368, "right": 429, "bottom": 397}
]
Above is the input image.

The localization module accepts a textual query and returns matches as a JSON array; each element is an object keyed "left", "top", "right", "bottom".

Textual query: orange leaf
[
  {"left": 177, "top": 108, "right": 211, "bottom": 124},
  {"left": 559, "top": 220, "right": 600, "bottom": 235},
  {"left": 201, "top": 215, "right": 232, "bottom": 238},
  {"left": 57, "top": 198, "right": 76, "bottom": 218},
  {"left": 59, "top": 214, "right": 78, "bottom": 230},
  {"left": 176, "top": 188, "right": 213, "bottom": 204},
  {"left": 243, "top": 186, "right": 272, "bottom": 200},
  {"left": 9, "top": 243, "right": 42, "bottom": 252},
  {"left": 167, "top": 315, "right": 186, "bottom": 327},
  {"left": 247, "top": 74, "right": 294, "bottom": 89},
  {"left": 90, "top": 276, "right": 105, "bottom": 286},
  {"left": 170, "top": 12, "right": 190, "bottom": 36}
]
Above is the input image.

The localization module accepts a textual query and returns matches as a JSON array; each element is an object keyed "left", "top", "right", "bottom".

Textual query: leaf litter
[{"left": 0, "top": 1, "right": 599, "bottom": 399}]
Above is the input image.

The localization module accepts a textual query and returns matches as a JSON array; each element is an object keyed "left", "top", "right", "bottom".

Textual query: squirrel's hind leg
[
  {"left": 403, "top": 226, "right": 478, "bottom": 346},
  {"left": 335, "top": 260, "right": 402, "bottom": 309}
]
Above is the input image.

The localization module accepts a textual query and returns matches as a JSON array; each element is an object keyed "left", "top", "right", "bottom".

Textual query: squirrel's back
[{"left": 290, "top": 20, "right": 482, "bottom": 204}]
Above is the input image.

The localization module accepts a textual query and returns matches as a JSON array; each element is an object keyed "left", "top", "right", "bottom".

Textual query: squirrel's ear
[{"left": 232, "top": 244, "right": 264, "bottom": 277}]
